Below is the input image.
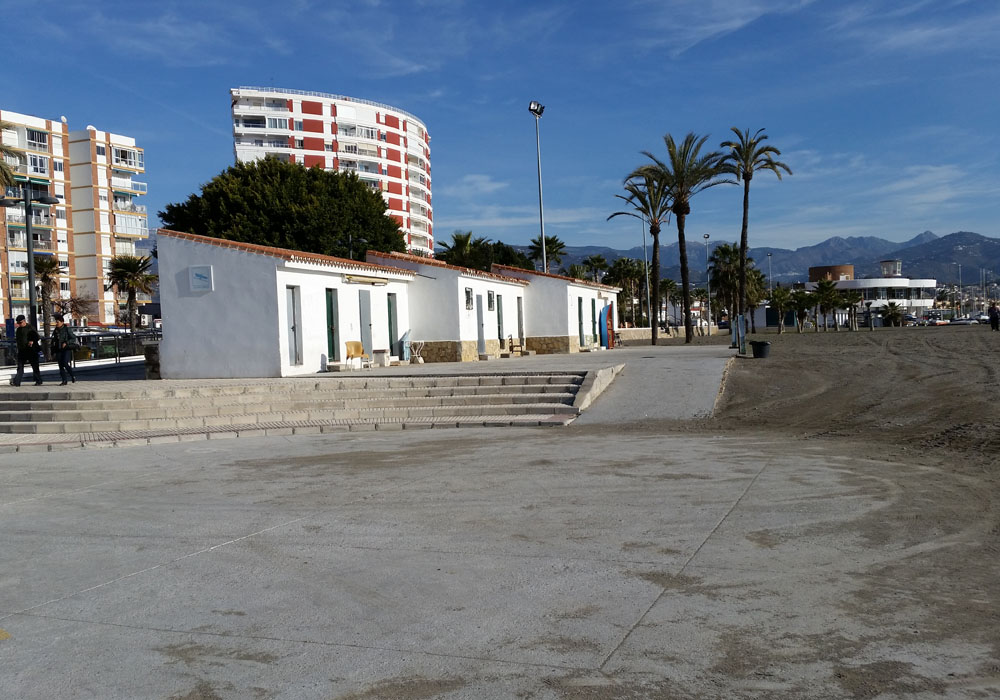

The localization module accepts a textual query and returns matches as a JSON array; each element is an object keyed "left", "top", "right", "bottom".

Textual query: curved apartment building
[{"left": 231, "top": 87, "right": 432, "bottom": 255}]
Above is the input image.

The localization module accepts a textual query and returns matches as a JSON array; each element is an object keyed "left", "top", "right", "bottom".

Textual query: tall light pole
[
  {"left": 1, "top": 187, "right": 60, "bottom": 330},
  {"left": 703, "top": 233, "right": 711, "bottom": 335},
  {"left": 529, "top": 101, "right": 547, "bottom": 274},
  {"left": 767, "top": 252, "right": 773, "bottom": 294},
  {"left": 641, "top": 214, "right": 650, "bottom": 326}
]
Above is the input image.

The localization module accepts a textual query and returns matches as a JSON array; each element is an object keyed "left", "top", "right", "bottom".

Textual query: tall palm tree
[
  {"left": 638, "top": 133, "right": 731, "bottom": 343},
  {"left": 437, "top": 230, "right": 491, "bottom": 268},
  {"left": 0, "top": 120, "right": 22, "bottom": 188},
  {"left": 582, "top": 254, "right": 608, "bottom": 282},
  {"left": 709, "top": 242, "right": 741, "bottom": 325},
  {"left": 107, "top": 255, "right": 158, "bottom": 335},
  {"left": 769, "top": 285, "right": 792, "bottom": 334},
  {"left": 565, "top": 263, "right": 588, "bottom": 280},
  {"left": 528, "top": 234, "right": 566, "bottom": 273},
  {"left": 719, "top": 128, "right": 792, "bottom": 319},
  {"left": 841, "top": 289, "right": 864, "bottom": 330},
  {"left": 608, "top": 172, "right": 672, "bottom": 344},
  {"left": 32, "top": 255, "right": 61, "bottom": 351}
]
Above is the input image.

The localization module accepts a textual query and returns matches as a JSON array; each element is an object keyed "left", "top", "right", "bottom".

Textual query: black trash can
[{"left": 749, "top": 340, "right": 771, "bottom": 359}]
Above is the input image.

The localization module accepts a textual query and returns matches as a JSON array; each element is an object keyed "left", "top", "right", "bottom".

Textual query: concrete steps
[{"left": 0, "top": 372, "right": 587, "bottom": 435}]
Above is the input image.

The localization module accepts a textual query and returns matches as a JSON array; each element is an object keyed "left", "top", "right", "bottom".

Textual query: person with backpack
[
  {"left": 50, "top": 313, "right": 77, "bottom": 385},
  {"left": 12, "top": 314, "right": 42, "bottom": 387}
]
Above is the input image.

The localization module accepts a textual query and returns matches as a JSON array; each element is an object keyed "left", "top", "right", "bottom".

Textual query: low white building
[
  {"left": 367, "top": 251, "right": 529, "bottom": 362},
  {"left": 492, "top": 265, "right": 619, "bottom": 353},
  {"left": 157, "top": 230, "right": 414, "bottom": 378},
  {"left": 806, "top": 260, "right": 937, "bottom": 317}
]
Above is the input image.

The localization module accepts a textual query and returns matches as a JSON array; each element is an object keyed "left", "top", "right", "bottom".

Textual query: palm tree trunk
[
  {"left": 677, "top": 214, "right": 693, "bottom": 343},
  {"left": 738, "top": 177, "right": 751, "bottom": 318},
  {"left": 650, "top": 226, "right": 660, "bottom": 346}
]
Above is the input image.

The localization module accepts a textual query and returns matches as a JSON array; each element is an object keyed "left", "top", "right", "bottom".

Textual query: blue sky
[{"left": 4, "top": 0, "right": 998, "bottom": 251}]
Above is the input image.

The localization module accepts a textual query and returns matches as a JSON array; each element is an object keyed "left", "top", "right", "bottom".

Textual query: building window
[
  {"left": 488, "top": 291, "right": 495, "bottom": 310},
  {"left": 53, "top": 161, "right": 64, "bottom": 172},
  {"left": 295, "top": 139, "right": 304, "bottom": 149},
  {"left": 465, "top": 288, "right": 474, "bottom": 310},
  {"left": 294, "top": 120, "right": 303, "bottom": 131},
  {"left": 96, "top": 145, "right": 106, "bottom": 156},
  {"left": 60, "top": 282, "right": 70, "bottom": 292},
  {"left": 28, "top": 154, "right": 48, "bottom": 175},
  {"left": 26, "top": 129, "right": 48, "bottom": 150},
  {"left": 266, "top": 117, "right": 286, "bottom": 130}
]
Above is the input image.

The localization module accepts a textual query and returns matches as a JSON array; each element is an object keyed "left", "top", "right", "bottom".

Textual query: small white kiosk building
[
  {"left": 157, "top": 230, "right": 415, "bottom": 378},
  {"left": 492, "top": 265, "right": 619, "bottom": 353},
  {"left": 367, "top": 251, "right": 529, "bottom": 362}
]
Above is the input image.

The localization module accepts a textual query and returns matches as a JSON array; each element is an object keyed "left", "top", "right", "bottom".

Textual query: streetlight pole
[
  {"left": 1, "top": 186, "right": 60, "bottom": 330},
  {"left": 641, "top": 214, "right": 650, "bottom": 327},
  {"left": 767, "top": 252, "right": 773, "bottom": 294},
  {"left": 703, "top": 233, "right": 710, "bottom": 336},
  {"left": 528, "top": 101, "right": 547, "bottom": 274}
]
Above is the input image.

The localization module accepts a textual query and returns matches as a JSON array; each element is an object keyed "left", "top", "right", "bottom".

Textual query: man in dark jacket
[{"left": 12, "top": 314, "right": 42, "bottom": 386}]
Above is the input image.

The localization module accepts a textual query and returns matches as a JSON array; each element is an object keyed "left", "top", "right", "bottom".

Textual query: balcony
[
  {"left": 112, "top": 149, "right": 144, "bottom": 171},
  {"left": 114, "top": 225, "right": 148, "bottom": 237},
  {"left": 6, "top": 234, "right": 55, "bottom": 251},
  {"left": 110, "top": 177, "right": 147, "bottom": 193},
  {"left": 5, "top": 211, "right": 52, "bottom": 226},
  {"left": 113, "top": 201, "right": 147, "bottom": 214},
  {"left": 115, "top": 242, "right": 136, "bottom": 256}
]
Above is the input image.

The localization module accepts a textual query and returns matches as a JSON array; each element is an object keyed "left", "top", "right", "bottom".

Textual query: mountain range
[{"left": 529, "top": 231, "right": 1000, "bottom": 286}]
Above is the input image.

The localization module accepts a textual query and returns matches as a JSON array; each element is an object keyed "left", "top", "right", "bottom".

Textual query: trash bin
[{"left": 749, "top": 340, "right": 771, "bottom": 359}]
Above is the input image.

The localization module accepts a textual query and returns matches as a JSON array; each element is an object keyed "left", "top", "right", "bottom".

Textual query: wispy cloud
[{"left": 438, "top": 174, "right": 510, "bottom": 198}]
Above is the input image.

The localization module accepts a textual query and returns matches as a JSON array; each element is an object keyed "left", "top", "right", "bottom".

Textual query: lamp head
[
  {"left": 35, "top": 195, "right": 60, "bottom": 205},
  {"left": 528, "top": 101, "right": 545, "bottom": 117},
  {"left": 703, "top": 233, "right": 709, "bottom": 241}
]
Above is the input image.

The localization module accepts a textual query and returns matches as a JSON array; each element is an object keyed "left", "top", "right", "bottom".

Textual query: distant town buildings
[
  {"left": 230, "top": 87, "right": 433, "bottom": 256},
  {"left": 2, "top": 109, "right": 148, "bottom": 326}
]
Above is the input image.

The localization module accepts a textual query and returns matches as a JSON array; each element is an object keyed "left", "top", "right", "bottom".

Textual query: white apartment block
[
  {"left": 68, "top": 127, "right": 148, "bottom": 325},
  {"left": 230, "top": 87, "right": 433, "bottom": 255},
  {"left": 1, "top": 110, "right": 73, "bottom": 324}
]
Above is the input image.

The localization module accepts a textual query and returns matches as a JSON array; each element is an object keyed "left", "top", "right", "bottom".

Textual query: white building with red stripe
[{"left": 230, "top": 87, "right": 433, "bottom": 255}]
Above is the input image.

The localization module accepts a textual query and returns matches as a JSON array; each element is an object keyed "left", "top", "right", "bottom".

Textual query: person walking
[
  {"left": 12, "top": 314, "right": 42, "bottom": 387},
  {"left": 50, "top": 313, "right": 77, "bottom": 385},
  {"left": 989, "top": 302, "right": 999, "bottom": 332}
]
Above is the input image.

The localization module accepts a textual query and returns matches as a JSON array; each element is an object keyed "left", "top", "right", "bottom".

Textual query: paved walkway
[{"left": 0, "top": 346, "right": 733, "bottom": 452}]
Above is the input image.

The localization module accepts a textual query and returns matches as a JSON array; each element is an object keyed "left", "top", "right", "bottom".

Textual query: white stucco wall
[
  {"left": 159, "top": 235, "right": 282, "bottom": 378},
  {"left": 496, "top": 269, "right": 618, "bottom": 341}
]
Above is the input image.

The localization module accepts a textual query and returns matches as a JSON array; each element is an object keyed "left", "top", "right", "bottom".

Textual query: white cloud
[{"left": 437, "top": 174, "right": 510, "bottom": 198}]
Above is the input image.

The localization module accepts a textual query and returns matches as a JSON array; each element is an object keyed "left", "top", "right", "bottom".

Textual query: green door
[{"left": 326, "top": 288, "right": 340, "bottom": 362}]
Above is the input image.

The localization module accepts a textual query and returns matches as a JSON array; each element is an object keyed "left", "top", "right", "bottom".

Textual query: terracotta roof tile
[
  {"left": 491, "top": 264, "right": 621, "bottom": 291},
  {"left": 367, "top": 250, "right": 530, "bottom": 285}
]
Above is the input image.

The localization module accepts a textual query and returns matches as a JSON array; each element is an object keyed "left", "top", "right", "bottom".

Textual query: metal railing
[
  {"left": 113, "top": 201, "right": 147, "bottom": 214},
  {"left": 110, "top": 177, "right": 147, "bottom": 193},
  {"left": 0, "top": 330, "right": 161, "bottom": 369},
  {"left": 236, "top": 86, "right": 426, "bottom": 126},
  {"left": 6, "top": 234, "right": 55, "bottom": 251}
]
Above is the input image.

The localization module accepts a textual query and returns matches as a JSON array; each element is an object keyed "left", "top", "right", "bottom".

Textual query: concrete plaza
[{"left": 1, "top": 346, "right": 985, "bottom": 699}]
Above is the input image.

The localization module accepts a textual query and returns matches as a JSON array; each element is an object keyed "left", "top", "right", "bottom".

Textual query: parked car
[
  {"left": 976, "top": 314, "right": 991, "bottom": 324},
  {"left": 949, "top": 317, "right": 978, "bottom": 325}
]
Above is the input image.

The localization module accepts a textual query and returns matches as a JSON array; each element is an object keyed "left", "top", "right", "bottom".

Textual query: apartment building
[
  {"left": 1, "top": 110, "right": 74, "bottom": 325},
  {"left": 68, "top": 127, "right": 148, "bottom": 325},
  {"left": 230, "top": 87, "right": 433, "bottom": 255}
]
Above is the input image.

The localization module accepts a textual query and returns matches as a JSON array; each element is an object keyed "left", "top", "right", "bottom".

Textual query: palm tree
[
  {"left": 709, "top": 242, "right": 741, "bottom": 325},
  {"left": 841, "top": 290, "right": 864, "bottom": 331},
  {"left": 745, "top": 268, "right": 767, "bottom": 333},
  {"left": 605, "top": 257, "right": 643, "bottom": 326},
  {"left": 881, "top": 302, "right": 904, "bottom": 327},
  {"left": 790, "top": 289, "right": 814, "bottom": 333},
  {"left": 608, "top": 172, "right": 672, "bottom": 344},
  {"left": 107, "top": 255, "right": 158, "bottom": 335},
  {"left": 638, "top": 133, "right": 731, "bottom": 343},
  {"left": 813, "top": 279, "right": 840, "bottom": 331},
  {"left": 32, "top": 255, "right": 61, "bottom": 351},
  {"left": 528, "top": 234, "right": 566, "bottom": 273},
  {"left": 659, "top": 277, "right": 678, "bottom": 327},
  {"left": 582, "top": 254, "right": 608, "bottom": 282},
  {"left": 565, "top": 263, "right": 588, "bottom": 280},
  {"left": 0, "top": 120, "right": 22, "bottom": 188},
  {"left": 437, "top": 230, "right": 492, "bottom": 268},
  {"left": 769, "top": 285, "right": 792, "bottom": 334},
  {"left": 719, "top": 127, "right": 792, "bottom": 319}
]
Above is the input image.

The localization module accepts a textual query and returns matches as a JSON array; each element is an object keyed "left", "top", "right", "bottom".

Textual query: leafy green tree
[
  {"left": 107, "top": 255, "right": 158, "bottom": 335},
  {"left": 0, "top": 120, "right": 22, "bottom": 188},
  {"left": 528, "top": 234, "right": 566, "bottom": 273},
  {"left": 768, "top": 285, "right": 792, "bottom": 334},
  {"left": 159, "top": 158, "right": 405, "bottom": 260},
  {"left": 790, "top": 289, "right": 815, "bottom": 333},
  {"left": 583, "top": 254, "right": 608, "bottom": 282},
  {"left": 608, "top": 171, "right": 672, "bottom": 344},
  {"left": 638, "top": 133, "right": 731, "bottom": 343},
  {"left": 32, "top": 255, "right": 61, "bottom": 348},
  {"left": 719, "top": 128, "right": 792, "bottom": 318}
]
